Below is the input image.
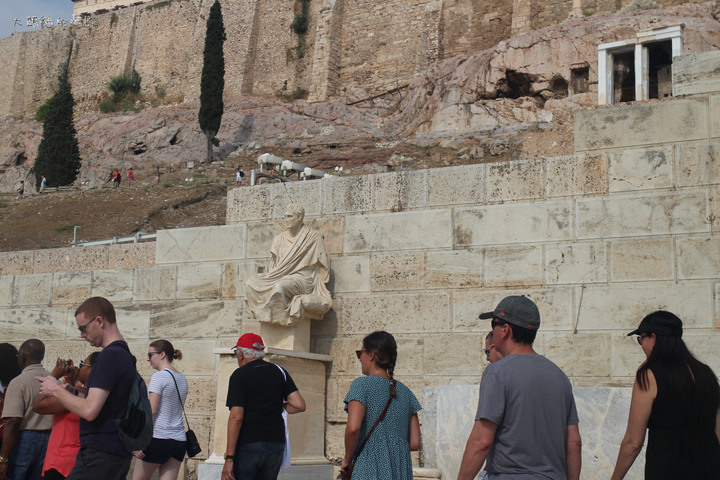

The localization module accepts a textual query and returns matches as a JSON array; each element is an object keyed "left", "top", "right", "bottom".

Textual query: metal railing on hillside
[{"left": 72, "top": 226, "right": 156, "bottom": 247}]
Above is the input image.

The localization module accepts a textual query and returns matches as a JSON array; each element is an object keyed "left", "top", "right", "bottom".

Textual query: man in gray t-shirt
[{"left": 458, "top": 295, "right": 582, "bottom": 480}]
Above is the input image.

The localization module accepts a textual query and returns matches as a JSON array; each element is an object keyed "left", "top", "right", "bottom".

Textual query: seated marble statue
[{"left": 245, "top": 204, "right": 332, "bottom": 326}]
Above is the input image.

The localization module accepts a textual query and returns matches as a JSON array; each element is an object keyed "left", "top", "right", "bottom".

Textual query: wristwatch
[
  {"left": 224, "top": 454, "right": 234, "bottom": 460},
  {"left": 0, "top": 455, "right": 8, "bottom": 463}
]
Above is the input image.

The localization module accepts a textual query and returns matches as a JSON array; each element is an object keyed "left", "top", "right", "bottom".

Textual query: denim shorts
[{"left": 141, "top": 437, "right": 186, "bottom": 464}]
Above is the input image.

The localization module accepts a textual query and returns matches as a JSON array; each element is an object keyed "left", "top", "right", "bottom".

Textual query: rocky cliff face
[{"left": 2, "top": 2, "right": 720, "bottom": 193}]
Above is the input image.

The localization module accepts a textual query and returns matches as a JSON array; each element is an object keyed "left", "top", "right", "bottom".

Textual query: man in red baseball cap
[{"left": 222, "top": 334, "right": 306, "bottom": 480}]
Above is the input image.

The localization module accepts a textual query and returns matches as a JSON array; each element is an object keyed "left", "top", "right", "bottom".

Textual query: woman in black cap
[{"left": 611, "top": 310, "right": 720, "bottom": 479}]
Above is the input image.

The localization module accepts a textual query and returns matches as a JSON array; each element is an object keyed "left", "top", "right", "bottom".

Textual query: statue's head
[
  {"left": 284, "top": 203, "right": 305, "bottom": 233},
  {"left": 285, "top": 203, "right": 305, "bottom": 218}
]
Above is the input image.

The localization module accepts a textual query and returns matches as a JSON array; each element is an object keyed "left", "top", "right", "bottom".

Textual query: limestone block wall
[{"left": 3, "top": 58, "right": 720, "bottom": 479}]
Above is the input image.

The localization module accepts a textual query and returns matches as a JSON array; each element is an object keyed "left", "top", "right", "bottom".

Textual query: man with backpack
[{"left": 35, "top": 297, "right": 138, "bottom": 480}]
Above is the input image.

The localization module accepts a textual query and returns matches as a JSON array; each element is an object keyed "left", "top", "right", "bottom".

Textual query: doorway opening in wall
[
  {"left": 647, "top": 40, "right": 673, "bottom": 99},
  {"left": 613, "top": 50, "right": 635, "bottom": 103},
  {"left": 570, "top": 62, "right": 589, "bottom": 94}
]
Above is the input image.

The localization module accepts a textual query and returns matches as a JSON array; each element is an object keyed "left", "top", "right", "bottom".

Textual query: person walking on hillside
[
  {"left": 155, "top": 167, "right": 161, "bottom": 185},
  {"left": 39, "top": 176, "right": 47, "bottom": 195},
  {"left": 132, "top": 340, "right": 188, "bottom": 480},
  {"left": 127, "top": 168, "right": 134, "bottom": 188}
]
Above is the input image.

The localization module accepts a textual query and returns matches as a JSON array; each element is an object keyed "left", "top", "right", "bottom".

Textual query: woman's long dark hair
[
  {"left": 0, "top": 343, "right": 21, "bottom": 387},
  {"left": 636, "top": 311, "right": 719, "bottom": 405},
  {"left": 363, "top": 331, "right": 398, "bottom": 398}
]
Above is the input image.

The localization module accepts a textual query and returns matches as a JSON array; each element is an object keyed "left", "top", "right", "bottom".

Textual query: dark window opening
[
  {"left": 550, "top": 76, "right": 569, "bottom": 98},
  {"left": 613, "top": 51, "right": 635, "bottom": 103},
  {"left": 570, "top": 64, "right": 589, "bottom": 94},
  {"left": 647, "top": 41, "right": 673, "bottom": 99}
]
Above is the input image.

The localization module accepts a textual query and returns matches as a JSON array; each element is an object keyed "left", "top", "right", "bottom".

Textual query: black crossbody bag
[{"left": 166, "top": 370, "right": 202, "bottom": 458}]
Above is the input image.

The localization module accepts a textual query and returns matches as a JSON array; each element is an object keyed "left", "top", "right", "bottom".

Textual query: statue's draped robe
[{"left": 246, "top": 225, "right": 331, "bottom": 325}]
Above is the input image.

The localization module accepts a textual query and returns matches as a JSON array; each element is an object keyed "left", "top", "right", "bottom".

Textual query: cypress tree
[
  {"left": 32, "top": 62, "right": 81, "bottom": 188},
  {"left": 199, "top": 0, "right": 226, "bottom": 164}
]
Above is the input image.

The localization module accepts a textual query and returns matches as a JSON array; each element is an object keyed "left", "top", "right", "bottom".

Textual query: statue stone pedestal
[
  {"left": 259, "top": 317, "right": 311, "bottom": 352},
  {"left": 198, "top": 348, "right": 333, "bottom": 480}
]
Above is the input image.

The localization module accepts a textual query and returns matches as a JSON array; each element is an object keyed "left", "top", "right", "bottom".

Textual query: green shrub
[
  {"left": 35, "top": 99, "right": 52, "bottom": 122},
  {"left": 99, "top": 100, "right": 117, "bottom": 113},
  {"left": 0, "top": 199, "right": 9, "bottom": 209},
  {"left": 108, "top": 71, "right": 140, "bottom": 97},
  {"left": 162, "top": 182, "right": 173, "bottom": 188},
  {"left": 54, "top": 225, "right": 75, "bottom": 232}
]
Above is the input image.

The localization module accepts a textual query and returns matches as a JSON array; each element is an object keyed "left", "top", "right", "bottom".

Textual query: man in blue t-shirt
[
  {"left": 222, "top": 333, "right": 306, "bottom": 480},
  {"left": 36, "top": 297, "right": 135, "bottom": 480},
  {"left": 458, "top": 295, "right": 583, "bottom": 480}
]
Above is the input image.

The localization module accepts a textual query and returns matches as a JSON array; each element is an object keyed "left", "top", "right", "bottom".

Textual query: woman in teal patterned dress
[{"left": 341, "top": 331, "right": 422, "bottom": 480}]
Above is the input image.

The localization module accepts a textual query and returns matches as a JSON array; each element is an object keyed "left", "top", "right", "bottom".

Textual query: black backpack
[{"left": 112, "top": 345, "right": 153, "bottom": 452}]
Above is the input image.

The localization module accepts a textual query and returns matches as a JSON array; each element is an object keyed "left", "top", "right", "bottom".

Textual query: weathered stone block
[
  {"left": 542, "top": 333, "right": 610, "bottom": 377},
  {"left": 0, "top": 251, "right": 33, "bottom": 276},
  {"left": 575, "top": 98, "right": 708, "bottom": 151},
  {"left": 345, "top": 210, "right": 452, "bottom": 253},
  {"left": 246, "top": 222, "right": 281, "bottom": 259},
  {"left": 149, "top": 300, "right": 242, "bottom": 339},
  {"left": 610, "top": 147, "right": 673, "bottom": 192},
  {"left": 314, "top": 216, "right": 343, "bottom": 256},
  {"left": 329, "top": 255, "right": 370, "bottom": 293},
  {"left": 712, "top": 95, "right": 720, "bottom": 139},
  {"left": 713, "top": 186, "right": 720, "bottom": 236},
  {"left": 546, "top": 153, "right": 609, "bottom": 198},
  {"left": 372, "top": 170, "right": 428, "bottom": 211},
  {"left": 610, "top": 238, "right": 673, "bottom": 281},
  {"left": 184, "top": 376, "right": 218, "bottom": 414},
  {"left": 486, "top": 158, "right": 545, "bottom": 202},
  {"left": 34, "top": 246, "right": 109, "bottom": 274},
  {"left": 454, "top": 201, "right": 572, "bottom": 246},
  {"left": 677, "top": 237, "right": 720, "bottom": 279},
  {"left": 685, "top": 333, "right": 720, "bottom": 375},
  {"left": 423, "top": 334, "right": 485, "bottom": 376},
  {"left": 133, "top": 266, "right": 177, "bottom": 301},
  {"left": 545, "top": 242, "right": 607, "bottom": 285},
  {"left": 323, "top": 175, "right": 372, "bottom": 214},
  {"left": 341, "top": 293, "right": 451, "bottom": 334},
  {"left": 395, "top": 336, "right": 424, "bottom": 377},
  {"left": 156, "top": 226, "right": 245, "bottom": 264},
  {"left": 426, "top": 250, "right": 483, "bottom": 289},
  {"left": 427, "top": 164, "right": 486, "bottom": 207},
  {"left": 44, "top": 340, "right": 96, "bottom": 370},
  {"left": 271, "top": 181, "right": 322, "bottom": 218},
  {"left": 0, "top": 307, "right": 70, "bottom": 341},
  {"left": 675, "top": 142, "right": 720, "bottom": 187},
  {"left": 452, "top": 288, "right": 574, "bottom": 332},
  {"left": 115, "top": 306, "right": 151, "bottom": 340},
  {"left": 0, "top": 276, "right": 13, "bottom": 307},
  {"left": 13, "top": 274, "right": 52, "bottom": 306},
  {"left": 370, "top": 252, "right": 425, "bottom": 291},
  {"left": 91, "top": 269, "right": 134, "bottom": 304},
  {"left": 674, "top": 51, "right": 720, "bottom": 96},
  {"left": 226, "top": 184, "right": 273, "bottom": 223},
  {"left": 484, "top": 245, "right": 543, "bottom": 286},
  {"left": 576, "top": 192, "right": 709, "bottom": 239},
  {"left": 576, "top": 284, "right": 713, "bottom": 330},
  {"left": 176, "top": 264, "right": 222, "bottom": 299},
  {"left": 611, "top": 333, "right": 646, "bottom": 379},
  {"left": 108, "top": 242, "right": 156, "bottom": 270},
  {"left": 52, "top": 272, "right": 92, "bottom": 306}
]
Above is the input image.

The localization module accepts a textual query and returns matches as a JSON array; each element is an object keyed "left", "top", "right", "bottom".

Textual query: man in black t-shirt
[
  {"left": 222, "top": 334, "right": 306, "bottom": 480},
  {"left": 36, "top": 297, "right": 135, "bottom": 480}
]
